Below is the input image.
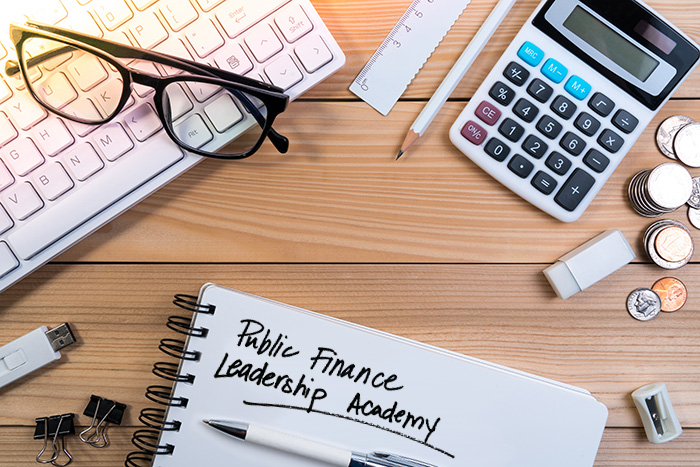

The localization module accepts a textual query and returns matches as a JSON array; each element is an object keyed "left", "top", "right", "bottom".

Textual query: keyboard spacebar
[{"left": 8, "top": 136, "right": 184, "bottom": 260}]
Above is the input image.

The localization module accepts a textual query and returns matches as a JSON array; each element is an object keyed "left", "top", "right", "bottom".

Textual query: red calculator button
[
  {"left": 461, "top": 120, "right": 488, "bottom": 145},
  {"left": 475, "top": 101, "right": 502, "bottom": 126}
]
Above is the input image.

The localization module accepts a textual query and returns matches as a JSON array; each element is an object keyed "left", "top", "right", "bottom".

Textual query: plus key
[{"left": 554, "top": 168, "right": 595, "bottom": 212}]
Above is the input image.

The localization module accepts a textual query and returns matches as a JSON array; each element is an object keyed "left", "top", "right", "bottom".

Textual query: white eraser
[
  {"left": 632, "top": 383, "right": 682, "bottom": 443},
  {"left": 543, "top": 229, "right": 635, "bottom": 299}
]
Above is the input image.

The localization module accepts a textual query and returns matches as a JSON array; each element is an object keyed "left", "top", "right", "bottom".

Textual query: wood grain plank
[
  {"left": 47, "top": 100, "right": 700, "bottom": 263},
  {"left": 1, "top": 264, "right": 698, "bottom": 429}
]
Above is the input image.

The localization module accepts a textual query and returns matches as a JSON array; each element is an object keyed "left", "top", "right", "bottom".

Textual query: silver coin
[
  {"left": 674, "top": 122, "right": 700, "bottom": 168},
  {"left": 627, "top": 288, "right": 662, "bottom": 321},
  {"left": 687, "top": 176, "right": 700, "bottom": 209},
  {"left": 689, "top": 206, "right": 700, "bottom": 230},
  {"left": 646, "top": 163, "right": 692, "bottom": 210},
  {"left": 656, "top": 115, "right": 694, "bottom": 160}
]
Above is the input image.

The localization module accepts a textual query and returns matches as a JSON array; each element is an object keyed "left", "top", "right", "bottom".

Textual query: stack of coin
[
  {"left": 644, "top": 219, "right": 694, "bottom": 269},
  {"left": 628, "top": 163, "right": 693, "bottom": 217},
  {"left": 656, "top": 115, "right": 696, "bottom": 162},
  {"left": 652, "top": 277, "right": 688, "bottom": 312}
]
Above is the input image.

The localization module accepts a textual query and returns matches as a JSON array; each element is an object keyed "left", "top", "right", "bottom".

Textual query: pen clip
[{"left": 367, "top": 451, "right": 438, "bottom": 467}]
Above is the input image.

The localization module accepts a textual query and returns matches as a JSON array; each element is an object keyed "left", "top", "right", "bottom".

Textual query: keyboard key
[
  {"left": 513, "top": 98, "right": 538, "bottom": 123},
  {"left": 35, "top": 72, "right": 79, "bottom": 110},
  {"left": 7, "top": 97, "right": 48, "bottom": 131},
  {"left": 294, "top": 35, "right": 333, "bottom": 73},
  {"left": 475, "top": 101, "right": 501, "bottom": 126},
  {"left": 32, "top": 162, "right": 74, "bottom": 201},
  {"left": 245, "top": 24, "right": 284, "bottom": 63},
  {"left": 160, "top": 0, "right": 199, "bottom": 32},
  {"left": 173, "top": 114, "right": 214, "bottom": 149},
  {"left": 165, "top": 84, "right": 194, "bottom": 121},
  {"left": 560, "top": 132, "right": 586, "bottom": 156},
  {"left": 0, "top": 207, "right": 13, "bottom": 235},
  {"left": 460, "top": 120, "right": 487, "bottom": 145},
  {"left": 488, "top": 81, "right": 515, "bottom": 106},
  {"left": 527, "top": 78, "right": 553, "bottom": 103},
  {"left": 0, "top": 112, "right": 18, "bottom": 147},
  {"left": 93, "top": 0, "right": 134, "bottom": 31},
  {"left": 215, "top": 43, "right": 255, "bottom": 75},
  {"left": 588, "top": 92, "right": 615, "bottom": 117},
  {"left": 93, "top": 123, "right": 134, "bottom": 161},
  {"left": 130, "top": 11, "right": 169, "bottom": 49},
  {"left": 484, "top": 138, "right": 510, "bottom": 162},
  {"left": 185, "top": 81, "right": 220, "bottom": 103},
  {"left": 541, "top": 58, "right": 568, "bottom": 83},
  {"left": 63, "top": 143, "right": 104, "bottom": 181},
  {"left": 522, "top": 135, "right": 548, "bottom": 159},
  {"left": 583, "top": 148, "right": 610, "bottom": 173},
  {"left": 517, "top": 42, "right": 544, "bottom": 67},
  {"left": 507, "top": 154, "right": 533, "bottom": 178},
  {"left": 564, "top": 75, "right": 591, "bottom": 100},
  {"left": 204, "top": 94, "right": 244, "bottom": 133},
  {"left": 2, "top": 138, "right": 45, "bottom": 176},
  {"left": 276, "top": 3, "right": 314, "bottom": 43},
  {"left": 216, "top": 1, "right": 279, "bottom": 38},
  {"left": 532, "top": 171, "right": 557, "bottom": 195},
  {"left": 545, "top": 151, "right": 572, "bottom": 176},
  {"left": 265, "top": 54, "right": 303, "bottom": 90},
  {"left": 69, "top": 54, "right": 109, "bottom": 92},
  {"left": 93, "top": 77, "right": 125, "bottom": 117},
  {"left": 155, "top": 40, "right": 193, "bottom": 75},
  {"left": 2, "top": 182, "right": 44, "bottom": 220},
  {"left": 33, "top": 119, "right": 75, "bottom": 157},
  {"left": 185, "top": 19, "right": 225, "bottom": 58},
  {"left": 555, "top": 168, "right": 595, "bottom": 212},
  {"left": 551, "top": 95, "right": 576, "bottom": 120},
  {"left": 503, "top": 61, "right": 529, "bottom": 86},
  {"left": 536, "top": 115, "right": 562, "bottom": 139},
  {"left": 0, "top": 242, "right": 19, "bottom": 278},
  {"left": 498, "top": 118, "right": 524, "bottom": 142},
  {"left": 574, "top": 112, "right": 601, "bottom": 136},
  {"left": 124, "top": 103, "right": 163, "bottom": 142},
  {"left": 7, "top": 135, "right": 184, "bottom": 260},
  {"left": 612, "top": 109, "right": 639, "bottom": 134},
  {"left": 598, "top": 128, "right": 624, "bottom": 153},
  {"left": 0, "top": 160, "right": 14, "bottom": 192}
]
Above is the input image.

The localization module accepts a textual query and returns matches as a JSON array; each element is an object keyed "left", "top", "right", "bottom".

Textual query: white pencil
[{"left": 397, "top": 0, "right": 518, "bottom": 159}]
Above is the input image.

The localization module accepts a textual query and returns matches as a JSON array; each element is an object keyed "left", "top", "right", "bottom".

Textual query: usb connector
[{"left": 0, "top": 323, "right": 77, "bottom": 389}]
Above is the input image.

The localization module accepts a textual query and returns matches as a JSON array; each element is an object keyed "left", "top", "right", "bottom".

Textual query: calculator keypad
[{"left": 454, "top": 40, "right": 639, "bottom": 216}]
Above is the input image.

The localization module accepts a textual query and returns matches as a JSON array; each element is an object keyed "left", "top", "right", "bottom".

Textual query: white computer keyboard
[{"left": 0, "top": 0, "right": 345, "bottom": 292}]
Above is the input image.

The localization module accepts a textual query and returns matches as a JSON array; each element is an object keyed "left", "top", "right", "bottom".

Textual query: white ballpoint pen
[{"left": 203, "top": 419, "right": 438, "bottom": 467}]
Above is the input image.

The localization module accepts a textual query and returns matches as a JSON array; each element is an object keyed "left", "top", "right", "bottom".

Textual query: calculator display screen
[{"left": 563, "top": 6, "right": 659, "bottom": 81}]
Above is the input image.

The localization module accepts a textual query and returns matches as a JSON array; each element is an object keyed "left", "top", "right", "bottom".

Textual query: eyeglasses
[{"left": 5, "top": 21, "right": 290, "bottom": 160}]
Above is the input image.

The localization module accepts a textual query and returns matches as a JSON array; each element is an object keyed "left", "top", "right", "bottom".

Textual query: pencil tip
[{"left": 396, "top": 150, "right": 404, "bottom": 160}]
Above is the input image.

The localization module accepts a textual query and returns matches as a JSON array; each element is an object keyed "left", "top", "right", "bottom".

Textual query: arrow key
[
  {"left": 294, "top": 34, "right": 333, "bottom": 73},
  {"left": 265, "top": 54, "right": 303, "bottom": 91}
]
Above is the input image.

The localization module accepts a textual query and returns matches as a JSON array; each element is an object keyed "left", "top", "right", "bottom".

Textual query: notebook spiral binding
[{"left": 125, "top": 294, "right": 216, "bottom": 467}]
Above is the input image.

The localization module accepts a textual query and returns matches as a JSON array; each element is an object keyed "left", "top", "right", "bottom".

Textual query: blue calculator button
[
  {"left": 517, "top": 42, "right": 545, "bottom": 67},
  {"left": 564, "top": 76, "right": 592, "bottom": 100},
  {"left": 541, "top": 58, "right": 568, "bottom": 84}
]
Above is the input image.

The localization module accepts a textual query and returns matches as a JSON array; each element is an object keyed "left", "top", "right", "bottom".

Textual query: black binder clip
[
  {"left": 34, "top": 413, "right": 75, "bottom": 466},
  {"left": 79, "top": 395, "right": 126, "bottom": 448}
]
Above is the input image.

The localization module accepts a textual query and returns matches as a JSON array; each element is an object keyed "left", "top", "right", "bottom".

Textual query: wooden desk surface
[{"left": 2, "top": 0, "right": 700, "bottom": 465}]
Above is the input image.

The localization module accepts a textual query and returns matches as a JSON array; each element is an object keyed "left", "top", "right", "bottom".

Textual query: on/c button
[{"left": 475, "top": 101, "right": 502, "bottom": 126}]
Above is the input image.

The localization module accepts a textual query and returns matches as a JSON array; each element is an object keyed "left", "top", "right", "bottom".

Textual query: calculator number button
[
  {"left": 598, "top": 128, "right": 624, "bottom": 153},
  {"left": 461, "top": 120, "right": 488, "bottom": 145},
  {"left": 517, "top": 42, "right": 545, "bottom": 67},
  {"left": 503, "top": 61, "right": 530, "bottom": 86},
  {"left": 560, "top": 132, "right": 586, "bottom": 156},
  {"left": 574, "top": 112, "right": 601, "bottom": 137},
  {"left": 475, "top": 101, "right": 502, "bottom": 126},
  {"left": 583, "top": 148, "right": 610, "bottom": 173},
  {"left": 551, "top": 95, "right": 576, "bottom": 120},
  {"left": 522, "top": 135, "right": 548, "bottom": 159},
  {"left": 564, "top": 75, "right": 591, "bottom": 101},
  {"left": 489, "top": 81, "right": 515, "bottom": 106},
  {"left": 554, "top": 168, "right": 595, "bottom": 212},
  {"left": 527, "top": 78, "right": 553, "bottom": 103},
  {"left": 507, "top": 154, "right": 533, "bottom": 178},
  {"left": 532, "top": 171, "right": 557, "bottom": 195},
  {"left": 485, "top": 138, "right": 510, "bottom": 162},
  {"left": 588, "top": 92, "right": 615, "bottom": 117},
  {"left": 541, "top": 58, "right": 568, "bottom": 84},
  {"left": 513, "top": 98, "right": 539, "bottom": 123},
  {"left": 545, "top": 151, "right": 572, "bottom": 176},
  {"left": 498, "top": 118, "right": 524, "bottom": 142},
  {"left": 612, "top": 109, "right": 639, "bottom": 134},
  {"left": 536, "top": 115, "right": 562, "bottom": 139}
]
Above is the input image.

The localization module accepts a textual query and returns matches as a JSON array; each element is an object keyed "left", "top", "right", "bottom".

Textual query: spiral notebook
[{"left": 127, "top": 283, "right": 608, "bottom": 466}]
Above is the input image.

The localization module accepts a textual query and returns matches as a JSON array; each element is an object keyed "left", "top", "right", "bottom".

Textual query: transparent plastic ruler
[{"left": 350, "top": 0, "right": 471, "bottom": 116}]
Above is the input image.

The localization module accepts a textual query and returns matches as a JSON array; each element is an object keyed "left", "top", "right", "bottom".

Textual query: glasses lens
[
  {"left": 163, "top": 79, "right": 267, "bottom": 156},
  {"left": 22, "top": 37, "right": 123, "bottom": 123}
]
